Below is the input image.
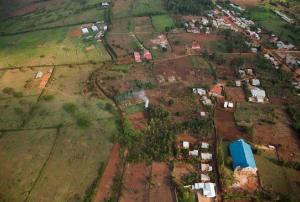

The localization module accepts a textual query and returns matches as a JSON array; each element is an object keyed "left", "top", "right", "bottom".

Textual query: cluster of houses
[
  {"left": 193, "top": 84, "right": 224, "bottom": 106},
  {"left": 217, "top": 4, "right": 261, "bottom": 40},
  {"left": 181, "top": 140, "right": 216, "bottom": 199},
  {"left": 133, "top": 49, "right": 152, "bottom": 63},
  {"left": 236, "top": 68, "right": 267, "bottom": 103},
  {"left": 272, "top": 9, "right": 294, "bottom": 24},
  {"left": 184, "top": 17, "right": 211, "bottom": 34},
  {"left": 81, "top": 21, "right": 108, "bottom": 41},
  {"left": 264, "top": 53, "right": 280, "bottom": 69}
]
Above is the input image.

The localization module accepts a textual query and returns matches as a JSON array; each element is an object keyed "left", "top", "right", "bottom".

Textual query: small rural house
[
  {"left": 133, "top": 52, "right": 142, "bottom": 63},
  {"left": 201, "top": 163, "right": 212, "bottom": 172},
  {"left": 193, "top": 88, "right": 206, "bottom": 96},
  {"left": 201, "top": 174, "right": 210, "bottom": 182},
  {"left": 209, "top": 84, "right": 223, "bottom": 97},
  {"left": 183, "top": 141, "right": 189, "bottom": 149},
  {"left": 189, "top": 150, "right": 199, "bottom": 156},
  {"left": 35, "top": 71, "right": 43, "bottom": 79},
  {"left": 250, "top": 87, "right": 266, "bottom": 103},
  {"left": 91, "top": 25, "right": 99, "bottom": 32},
  {"left": 251, "top": 79, "right": 260, "bottom": 86},
  {"left": 201, "top": 152, "right": 212, "bottom": 160},
  {"left": 229, "top": 139, "right": 257, "bottom": 170},
  {"left": 81, "top": 28, "right": 89, "bottom": 34},
  {"left": 143, "top": 50, "right": 152, "bottom": 60},
  {"left": 201, "top": 142, "right": 209, "bottom": 149},
  {"left": 193, "top": 183, "right": 216, "bottom": 198}
]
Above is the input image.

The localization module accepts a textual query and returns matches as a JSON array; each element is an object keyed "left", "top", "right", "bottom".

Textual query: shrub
[
  {"left": 42, "top": 95, "right": 54, "bottom": 101},
  {"left": 2, "top": 87, "right": 14, "bottom": 95},
  {"left": 75, "top": 112, "right": 91, "bottom": 128},
  {"left": 63, "top": 103, "right": 77, "bottom": 114},
  {"left": 13, "top": 92, "right": 23, "bottom": 98}
]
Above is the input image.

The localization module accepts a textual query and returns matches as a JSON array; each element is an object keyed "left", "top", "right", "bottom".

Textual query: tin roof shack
[
  {"left": 81, "top": 28, "right": 89, "bottom": 34},
  {"left": 143, "top": 50, "right": 152, "bottom": 61},
  {"left": 229, "top": 139, "right": 256, "bottom": 169},
  {"left": 251, "top": 79, "right": 260, "bottom": 86},
  {"left": 201, "top": 163, "right": 213, "bottom": 172},
  {"left": 249, "top": 86, "right": 266, "bottom": 103},
  {"left": 133, "top": 52, "right": 142, "bottom": 63}
]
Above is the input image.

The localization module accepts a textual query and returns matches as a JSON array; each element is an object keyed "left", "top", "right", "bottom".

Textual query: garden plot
[
  {"left": 215, "top": 64, "right": 236, "bottom": 81},
  {"left": 0, "top": 27, "right": 110, "bottom": 68},
  {"left": 0, "top": 129, "right": 57, "bottom": 202},
  {"left": 112, "top": 0, "right": 134, "bottom": 19},
  {"left": 225, "top": 87, "right": 245, "bottom": 102},
  {"left": 149, "top": 162, "right": 175, "bottom": 202},
  {"left": 27, "top": 125, "right": 115, "bottom": 202},
  {"left": 214, "top": 108, "right": 247, "bottom": 141},
  {"left": 120, "top": 162, "right": 150, "bottom": 202},
  {"left": 131, "top": 0, "right": 165, "bottom": 17},
  {"left": 168, "top": 33, "right": 220, "bottom": 55}
]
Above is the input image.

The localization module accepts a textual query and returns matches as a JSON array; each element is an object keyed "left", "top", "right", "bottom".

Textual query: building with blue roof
[{"left": 229, "top": 139, "right": 256, "bottom": 169}]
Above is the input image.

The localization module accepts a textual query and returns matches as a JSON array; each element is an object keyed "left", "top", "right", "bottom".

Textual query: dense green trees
[{"left": 164, "top": 0, "right": 213, "bottom": 15}]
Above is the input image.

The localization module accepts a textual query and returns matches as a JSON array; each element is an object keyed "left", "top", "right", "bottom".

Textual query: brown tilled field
[
  {"left": 214, "top": 108, "right": 247, "bottom": 141},
  {"left": 120, "top": 163, "right": 150, "bottom": 202},
  {"left": 253, "top": 108, "right": 300, "bottom": 162},
  {"left": 225, "top": 87, "right": 246, "bottom": 102},
  {"left": 168, "top": 33, "right": 221, "bottom": 55},
  {"left": 173, "top": 162, "right": 197, "bottom": 184},
  {"left": 149, "top": 162, "right": 175, "bottom": 202},
  {"left": 154, "top": 56, "right": 214, "bottom": 85},
  {"left": 215, "top": 65, "right": 236, "bottom": 80},
  {"left": 128, "top": 112, "right": 148, "bottom": 130}
]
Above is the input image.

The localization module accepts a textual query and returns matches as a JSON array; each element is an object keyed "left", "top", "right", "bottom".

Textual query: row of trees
[{"left": 164, "top": 0, "right": 213, "bottom": 16}]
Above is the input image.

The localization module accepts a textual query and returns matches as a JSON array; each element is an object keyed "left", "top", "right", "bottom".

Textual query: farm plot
[
  {"left": 149, "top": 162, "right": 175, "bottom": 202},
  {"left": 168, "top": 33, "right": 221, "bottom": 55},
  {"left": 151, "top": 14, "right": 175, "bottom": 32},
  {"left": 214, "top": 108, "right": 247, "bottom": 141},
  {"left": 154, "top": 56, "right": 214, "bottom": 86},
  {"left": 225, "top": 87, "right": 245, "bottom": 102},
  {"left": 0, "top": 27, "right": 110, "bottom": 68},
  {"left": 120, "top": 162, "right": 150, "bottom": 202},
  {"left": 0, "top": 0, "right": 106, "bottom": 33},
  {"left": 215, "top": 64, "right": 236, "bottom": 81},
  {"left": 0, "top": 129, "right": 57, "bottom": 202},
  {"left": 112, "top": 0, "right": 134, "bottom": 19},
  {"left": 131, "top": 0, "right": 165, "bottom": 17},
  {"left": 27, "top": 125, "right": 115, "bottom": 202}
]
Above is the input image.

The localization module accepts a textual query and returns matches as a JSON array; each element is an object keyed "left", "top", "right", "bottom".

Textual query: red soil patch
[
  {"left": 149, "top": 162, "right": 176, "bottom": 202},
  {"left": 225, "top": 87, "right": 246, "bottom": 102},
  {"left": 120, "top": 162, "right": 150, "bottom": 202},
  {"left": 128, "top": 112, "right": 148, "bottom": 130},
  {"left": 39, "top": 72, "right": 51, "bottom": 88},
  {"left": 214, "top": 108, "right": 247, "bottom": 141},
  {"left": 9, "top": 4, "right": 38, "bottom": 17},
  {"left": 94, "top": 144, "right": 121, "bottom": 202},
  {"left": 215, "top": 65, "right": 236, "bottom": 80},
  {"left": 69, "top": 27, "right": 81, "bottom": 38},
  {"left": 176, "top": 133, "right": 198, "bottom": 144}
]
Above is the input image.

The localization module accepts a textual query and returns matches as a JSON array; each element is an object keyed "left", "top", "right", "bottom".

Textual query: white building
[
  {"left": 81, "top": 28, "right": 89, "bottom": 34},
  {"left": 251, "top": 79, "right": 260, "bottom": 86},
  {"left": 189, "top": 150, "right": 199, "bottom": 156},
  {"left": 183, "top": 141, "right": 189, "bottom": 149},
  {"left": 91, "top": 25, "right": 99, "bottom": 32},
  {"left": 201, "top": 163, "right": 213, "bottom": 172},
  {"left": 201, "top": 142, "right": 209, "bottom": 149},
  {"left": 193, "top": 88, "right": 206, "bottom": 96},
  {"left": 250, "top": 87, "right": 266, "bottom": 103},
  {"left": 201, "top": 152, "right": 212, "bottom": 160}
]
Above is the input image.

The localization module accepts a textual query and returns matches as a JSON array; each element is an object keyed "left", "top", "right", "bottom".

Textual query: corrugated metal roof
[{"left": 229, "top": 139, "right": 256, "bottom": 169}]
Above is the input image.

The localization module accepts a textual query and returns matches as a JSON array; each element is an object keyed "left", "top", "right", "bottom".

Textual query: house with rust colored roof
[
  {"left": 143, "top": 50, "right": 152, "bottom": 60},
  {"left": 209, "top": 84, "right": 223, "bottom": 97}
]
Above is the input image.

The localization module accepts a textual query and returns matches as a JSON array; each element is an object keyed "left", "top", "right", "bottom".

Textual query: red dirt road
[{"left": 94, "top": 144, "right": 121, "bottom": 202}]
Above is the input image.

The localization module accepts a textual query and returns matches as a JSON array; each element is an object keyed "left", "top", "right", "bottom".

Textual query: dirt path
[{"left": 94, "top": 143, "right": 121, "bottom": 202}]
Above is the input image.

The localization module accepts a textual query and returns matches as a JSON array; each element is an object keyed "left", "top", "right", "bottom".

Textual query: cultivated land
[{"left": 1, "top": 0, "right": 300, "bottom": 201}]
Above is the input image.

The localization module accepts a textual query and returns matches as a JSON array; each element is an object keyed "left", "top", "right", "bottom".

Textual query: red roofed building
[
  {"left": 209, "top": 84, "right": 223, "bottom": 97},
  {"left": 134, "top": 52, "right": 142, "bottom": 62},
  {"left": 143, "top": 50, "right": 152, "bottom": 60},
  {"left": 192, "top": 41, "right": 201, "bottom": 50}
]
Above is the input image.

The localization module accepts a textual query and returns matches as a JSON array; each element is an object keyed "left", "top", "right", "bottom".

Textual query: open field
[
  {"left": 0, "top": 64, "right": 119, "bottom": 201},
  {"left": 131, "top": 0, "right": 165, "bottom": 17},
  {"left": 255, "top": 150, "right": 300, "bottom": 200},
  {"left": 151, "top": 14, "right": 175, "bottom": 32},
  {"left": 0, "top": 0, "right": 106, "bottom": 33},
  {"left": 0, "top": 27, "right": 110, "bottom": 68}
]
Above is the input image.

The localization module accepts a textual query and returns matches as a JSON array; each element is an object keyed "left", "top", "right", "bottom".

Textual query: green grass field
[
  {"left": 246, "top": 7, "right": 300, "bottom": 46},
  {"left": 0, "top": 27, "right": 110, "bottom": 68},
  {"left": 132, "top": 0, "right": 165, "bottom": 17},
  {"left": 0, "top": 0, "right": 106, "bottom": 33},
  {"left": 151, "top": 15, "right": 175, "bottom": 32},
  {"left": 0, "top": 65, "right": 119, "bottom": 201}
]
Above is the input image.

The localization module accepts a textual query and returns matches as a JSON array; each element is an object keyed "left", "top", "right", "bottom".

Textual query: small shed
[
  {"left": 91, "top": 25, "right": 99, "bottom": 32},
  {"left": 183, "top": 141, "right": 189, "bottom": 149},
  {"left": 81, "top": 28, "right": 89, "bottom": 34},
  {"left": 251, "top": 79, "right": 260, "bottom": 86},
  {"left": 201, "top": 142, "right": 209, "bottom": 149},
  {"left": 203, "top": 183, "right": 216, "bottom": 198},
  {"left": 189, "top": 150, "right": 199, "bottom": 156},
  {"left": 201, "top": 163, "right": 212, "bottom": 172},
  {"left": 201, "top": 153, "right": 212, "bottom": 160},
  {"left": 201, "top": 174, "right": 210, "bottom": 181},
  {"left": 133, "top": 52, "right": 142, "bottom": 63}
]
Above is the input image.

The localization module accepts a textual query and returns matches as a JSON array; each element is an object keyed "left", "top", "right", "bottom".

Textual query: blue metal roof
[{"left": 229, "top": 139, "right": 256, "bottom": 169}]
